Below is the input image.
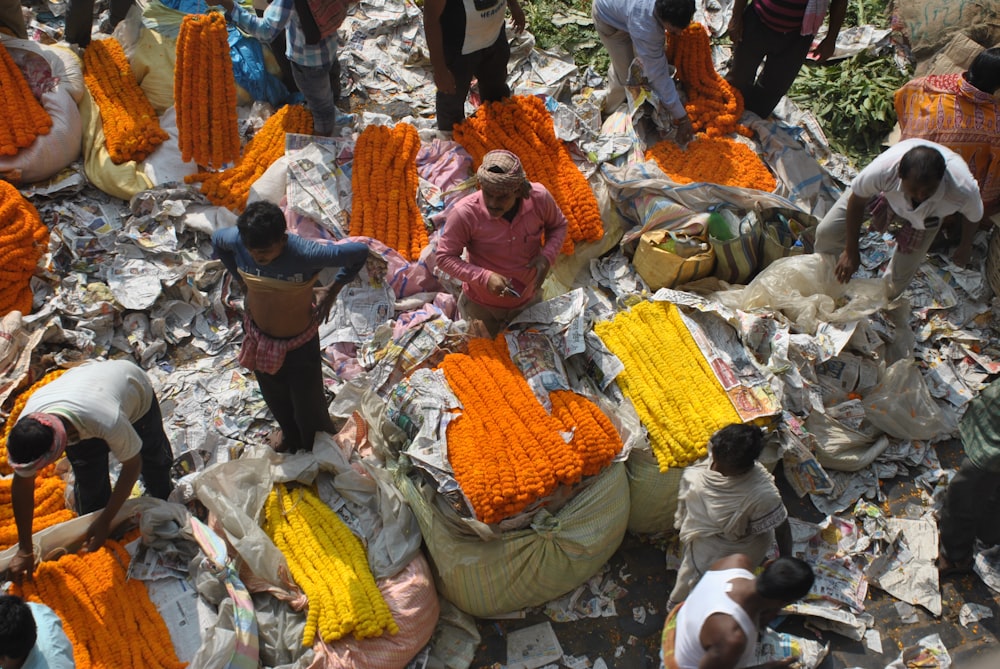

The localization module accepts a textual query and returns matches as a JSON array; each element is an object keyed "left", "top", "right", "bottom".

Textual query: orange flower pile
[
  {"left": 440, "top": 337, "right": 622, "bottom": 523},
  {"left": 666, "top": 23, "right": 749, "bottom": 138},
  {"left": 453, "top": 95, "right": 603, "bottom": 254},
  {"left": 0, "top": 181, "right": 49, "bottom": 315},
  {"left": 175, "top": 11, "right": 240, "bottom": 168},
  {"left": 187, "top": 103, "right": 313, "bottom": 212},
  {"left": 548, "top": 390, "right": 622, "bottom": 477},
  {"left": 0, "top": 42, "right": 52, "bottom": 156},
  {"left": 83, "top": 38, "right": 169, "bottom": 164},
  {"left": 349, "top": 123, "right": 427, "bottom": 260},
  {"left": 646, "top": 136, "right": 776, "bottom": 191},
  {"left": 13, "top": 540, "right": 187, "bottom": 669}
]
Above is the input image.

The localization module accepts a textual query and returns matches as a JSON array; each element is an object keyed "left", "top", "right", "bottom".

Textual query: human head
[
  {"left": 756, "top": 557, "right": 815, "bottom": 603},
  {"left": 0, "top": 595, "right": 38, "bottom": 663},
  {"left": 898, "top": 145, "right": 946, "bottom": 206},
  {"left": 476, "top": 150, "right": 530, "bottom": 218},
  {"left": 655, "top": 0, "right": 696, "bottom": 34},
  {"left": 709, "top": 423, "right": 765, "bottom": 475},
  {"left": 7, "top": 413, "right": 67, "bottom": 477},
  {"left": 236, "top": 201, "right": 288, "bottom": 265},
  {"left": 966, "top": 48, "right": 1000, "bottom": 95}
]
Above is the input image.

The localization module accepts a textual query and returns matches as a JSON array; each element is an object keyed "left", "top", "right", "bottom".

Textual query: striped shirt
[
  {"left": 229, "top": 0, "right": 338, "bottom": 68},
  {"left": 751, "top": 0, "right": 808, "bottom": 33}
]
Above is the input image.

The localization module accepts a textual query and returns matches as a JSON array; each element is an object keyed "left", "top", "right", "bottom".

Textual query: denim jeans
[
  {"left": 65, "top": 0, "right": 133, "bottom": 47},
  {"left": 291, "top": 59, "right": 340, "bottom": 136}
]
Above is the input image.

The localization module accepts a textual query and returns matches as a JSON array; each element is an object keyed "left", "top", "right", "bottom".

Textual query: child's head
[
  {"left": 236, "top": 201, "right": 288, "bottom": 265},
  {"left": 709, "top": 423, "right": 765, "bottom": 476},
  {"left": 0, "top": 595, "right": 37, "bottom": 663}
]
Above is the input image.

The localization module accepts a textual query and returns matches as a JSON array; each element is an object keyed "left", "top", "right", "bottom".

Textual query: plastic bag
[
  {"left": 863, "top": 359, "right": 958, "bottom": 441},
  {"left": 804, "top": 411, "right": 889, "bottom": 472}
]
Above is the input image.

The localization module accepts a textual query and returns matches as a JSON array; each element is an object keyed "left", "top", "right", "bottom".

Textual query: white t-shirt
[
  {"left": 851, "top": 138, "right": 983, "bottom": 230},
  {"left": 22, "top": 360, "right": 155, "bottom": 462},
  {"left": 458, "top": 0, "right": 507, "bottom": 54},
  {"left": 674, "top": 568, "right": 758, "bottom": 669}
]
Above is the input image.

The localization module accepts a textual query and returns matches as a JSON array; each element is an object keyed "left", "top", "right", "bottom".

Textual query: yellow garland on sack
[
  {"left": 0, "top": 42, "right": 52, "bottom": 156},
  {"left": 453, "top": 95, "right": 604, "bottom": 255},
  {"left": 593, "top": 300, "right": 741, "bottom": 472},
  {"left": 646, "top": 136, "right": 776, "bottom": 191},
  {"left": 265, "top": 483, "right": 398, "bottom": 646},
  {"left": 186, "top": 103, "right": 313, "bottom": 212},
  {"left": 175, "top": 11, "right": 240, "bottom": 168},
  {"left": 665, "top": 23, "right": 750, "bottom": 138},
  {"left": 83, "top": 38, "right": 169, "bottom": 164},
  {"left": 349, "top": 123, "right": 428, "bottom": 261},
  {"left": 0, "top": 181, "right": 49, "bottom": 316},
  {"left": 13, "top": 540, "right": 187, "bottom": 669}
]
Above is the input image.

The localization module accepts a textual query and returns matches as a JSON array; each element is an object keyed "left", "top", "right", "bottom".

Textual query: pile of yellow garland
[
  {"left": 0, "top": 42, "right": 52, "bottom": 156},
  {"left": 349, "top": 123, "right": 428, "bottom": 261},
  {"left": 0, "top": 181, "right": 49, "bottom": 315}
]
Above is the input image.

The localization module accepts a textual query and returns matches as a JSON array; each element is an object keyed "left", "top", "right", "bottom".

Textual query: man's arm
[
  {"left": 82, "top": 455, "right": 143, "bottom": 553},
  {"left": 311, "top": 241, "right": 370, "bottom": 319},
  {"left": 698, "top": 613, "right": 750, "bottom": 669},
  {"left": 775, "top": 517, "right": 793, "bottom": 556},
  {"left": 811, "top": 0, "right": 847, "bottom": 62},
  {"left": 9, "top": 474, "right": 37, "bottom": 580},
  {"left": 508, "top": 0, "right": 525, "bottom": 32},
  {"left": 423, "top": 0, "right": 456, "bottom": 95},
  {"left": 209, "top": 0, "right": 291, "bottom": 43},
  {"left": 629, "top": 15, "right": 687, "bottom": 120},
  {"left": 834, "top": 191, "right": 868, "bottom": 283},
  {"left": 211, "top": 227, "right": 243, "bottom": 279},
  {"left": 727, "top": 0, "right": 749, "bottom": 44}
]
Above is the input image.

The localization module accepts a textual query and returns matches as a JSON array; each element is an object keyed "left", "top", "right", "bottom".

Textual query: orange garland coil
[
  {"left": 82, "top": 38, "right": 170, "bottom": 164},
  {"left": 0, "top": 42, "right": 52, "bottom": 156},
  {"left": 666, "top": 23, "right": 750, "bottom": 138},
  {"left": 452, "top": 95, "right": 604, "bottom": 255},
  {"left": 186, "top": 103, "right": 313, "bottom": 212},
  {"left": 175, "top": 11, "right": 240, "bottom": 168},
  {"left": 13, "top": 540, "right": 188, "bottom": 669},
  {"left": 349, "top": 123, "right": 428, "bottom": 261},
  {"left": 646, "top": 136, "right": 777, "bottom": 192},
  {"left": 0, "top": 181, "right": 49, "bottom": 316}
]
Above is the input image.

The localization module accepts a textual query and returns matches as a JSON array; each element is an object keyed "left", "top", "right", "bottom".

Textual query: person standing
[
  {"left": 0, "top": 0, "right": 27, "bottom": 39},
  {"left": 423, "top": 0, "right": 525, "bottom": 132},
  {"left": 436, "top": 150, "right": 568, "bottom": 336},
  {"left": 0, "top": 595, "right": 74, "bottom": 669},
  {"left": 64, "top": 0, "right": 133, "bottom": 47},
  {"left": 727, "top": 0, "right": 848, "bottom": 118}
]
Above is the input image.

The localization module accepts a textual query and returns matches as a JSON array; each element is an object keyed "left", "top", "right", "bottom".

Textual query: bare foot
[{"left": 267, "top": 429, "right": 294, "bottom": 454}]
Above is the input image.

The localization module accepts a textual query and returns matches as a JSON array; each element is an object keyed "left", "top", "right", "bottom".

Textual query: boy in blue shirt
[{"left": 0, "top": 595, "right": 74, "bottom": 669}]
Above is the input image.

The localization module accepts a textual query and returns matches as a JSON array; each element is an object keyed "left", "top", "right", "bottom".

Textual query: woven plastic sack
[
  {"left": 625, "top": 447, "right": 683, "bottom": 534},
  {"left": 710, "top": 209, "right": 763, "bottom": 284}
]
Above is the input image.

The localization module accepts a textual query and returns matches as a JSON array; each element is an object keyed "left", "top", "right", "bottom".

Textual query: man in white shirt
[
  {"left": 0, "top": 596, "right": 74, "bottom": 669},
  {"left": 814, "top": 138, "right": 984, "bottom": 298}
]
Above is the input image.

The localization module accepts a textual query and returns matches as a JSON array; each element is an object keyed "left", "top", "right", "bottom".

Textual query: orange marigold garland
[
  {"left": 175, "top": 11, "right": 240, "bottom": 168},
  {"left": 666, "top": 23, "right": 749, "bottom": 138},
  {"left": 453, "top": 95, "right": 604, "bottom": 255},
  {"left": 0, "top": 42, "right": 52, "bottom": 156},
  {"left": 186, "top": 103, "right": 313, "bottom": 212},
  {"left": 82, "top": 38, "right": 169, "bottom": 164},
  {"left": 349, "top": 123, "right": 428, "bottom": 260},
  {"left": 0, "top": 181, "right": 49, "bottom": 316},
  {"left": 646, "top": 136, "right": 776, "bottom": 191},
  {"left": 13, "top": 540, "right": 188, "bottom": 669},
  {"left": 548, "top": 390, "right": 623, "bottom": 477}
]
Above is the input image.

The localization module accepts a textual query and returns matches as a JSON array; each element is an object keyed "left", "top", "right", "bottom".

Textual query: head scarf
[
  {"left": 9, "top": 413, "right": 68, "bottom": 478},
  {"left": 477, "top": 150, "right": 530, "bottom": 197}
]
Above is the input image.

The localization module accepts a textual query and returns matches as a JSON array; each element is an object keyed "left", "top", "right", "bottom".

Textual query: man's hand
[
  {"left": 811, "top": 34, "right": 837, "bottom": 62},
  {"left": 205, "top": 0, "right": 234, "bottom": 12},
  {"left": 952, "top": 243, "right": 973, "bottom": 268},
  {"left": 674, "top": 116, "right": 694, "bottom": 145},
  {"left": 509, "top": 1, "right": 526, "bottom": 33},
  {"left": 834, "top": 248, "right": 860, "bottom": 284},
  {"left": 315, "top": 281, "right": 345, "bottom": 322},
  {"left": 727, "top": 12, "right": 743, "bottom": 44},
  {"left": 486, "top": 272, "right": 514, "bottom": 297},
  {"left": 6, "top": 550, "right": 34, "bottom": 584},
  {"left": 434, "top": 67, "right": 457, "bottom": 95},
  {"left": 759, "top": 657, "right": 798, "bottom": 669},
  {"left": 528, "top": 255, "right": 550, "bottom": 289},
  {"left": 82, "top": 515, "right": 112, "bottom": 553}
]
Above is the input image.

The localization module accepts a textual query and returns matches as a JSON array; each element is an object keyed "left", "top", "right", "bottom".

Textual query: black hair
[
  {"left": 236, "top": 201, "right": 288, "bottom": 250},
  {"left": 756, "top": 557, "right": 815, "bottom": 602},
  {"left": 709, "top": 423, "right": 764, "bottom": 473},
  {"left": 967, "top": 48, "right": 1000, "bottom": 94},
  {"left": 655, "top": 0, "right": 696, "bottom": 30},
  {"left": 6, "top": 417, "right": 54, "bottom": 465},
  {"left": 898, "top": 145, "right": 946, "bottom": 185},
  {"left": 0, "top": 595, "right": 38, "bottom": 660}
]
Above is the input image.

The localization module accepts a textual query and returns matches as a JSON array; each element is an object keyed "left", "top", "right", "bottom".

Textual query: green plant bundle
[{"left": 524, "top": 0, "right": 609, "bottom": 73}]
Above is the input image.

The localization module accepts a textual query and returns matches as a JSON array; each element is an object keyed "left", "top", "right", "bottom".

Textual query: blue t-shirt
[
  {"left": 211, "top": 227, "right": 368, "bottom": 285},
  {"left": 24, "top": 602, "right": 74, "bottom": 669}
]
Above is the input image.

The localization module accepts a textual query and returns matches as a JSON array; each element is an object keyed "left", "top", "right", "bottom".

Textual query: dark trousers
[
  {"left": 255, "top": 333, "right": 336, "bottom": 453},
  {"left": 65, "top": 0, "right": 133, "bottom": 47},
  {"left": 436, "top": 30, "right": 511, "bottom": 131},
  {"left": 939, "top": 457, "right": 1000, "bottom": 563},
  {"left": 726, "top": 7, "right": 813, "bottom": 118},
  {"left": 65, "top": 396, "right": 174, "bottom": 514}
]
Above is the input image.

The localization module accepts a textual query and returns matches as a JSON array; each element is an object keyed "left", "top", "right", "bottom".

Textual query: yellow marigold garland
[
  {"left": 349, "top": 123, "right": 428, "bottom": 260},
  {"left": 82, "top": 38, "right": 169, "bottom": 164},
  {"left": 0, "top": 42, "right": 52, "bottom": 156},
  {"left": 666, "top": 23, "right": 749, "bottom": 138},
  {"left": 593, "top": 301, "right": 741, "bottom": 472},
  {"left": 175, "top": 11, "right": 240, "bottom": 168},
  {"left": 453, "top": 95, "right": 604, "bottom": 255},
  {"left": 186, "top": 103, "right": 313, "bottom": 212},
  {"left": 0, "top": 181, "right": 49, "bottom": 316},
  {"left": 264, "top": 483, "right": 398, "bottom": 646},
  {"left": 13, "top": 540, "right": 187, "bottom": 669},
  {"left": 646, "top": 136, "right": 776, "bottom": 192}
]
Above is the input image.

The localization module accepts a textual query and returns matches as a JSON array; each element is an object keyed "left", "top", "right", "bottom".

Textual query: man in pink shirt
[{"left": 436, "top": 150, "right": 568, "bottom": 335}]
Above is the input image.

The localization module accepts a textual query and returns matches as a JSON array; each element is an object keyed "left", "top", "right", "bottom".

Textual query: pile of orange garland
[
  {"left": 349, "top": 123, "right": 427, "bottom": 261},
  {"left": 83, "top": 38, "right": 169, "bottom": 164},
  {"left": 453, "top": 95, "right": 604, "bottom": 255},
  {"left": 175, "top": 11, "right": 240, "bottom": 168},
  {"left": 0, "top": 181, "right": 50, "bottom": 315},
  {"left": 439, "top": 337, "right": 622, "bottom": 524},
  {"left": 0, "top": 42, "right": 52, "bottom": 156},
  {"left": 646, "top": 136, "right": 776, "bottom": 192},
  {"left": 666, "top": 23, "right": 749, "bottom": 138},
  {"left": 187, "top": 103, "right": 313, "bottom": 212},
  {"left": 14, "top": 540, "right": 187, "bottom": 669}
]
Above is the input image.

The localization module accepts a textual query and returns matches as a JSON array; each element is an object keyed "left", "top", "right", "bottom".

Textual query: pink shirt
[{"left": 436, "top": 183, "right": 568, "bottom": 309}]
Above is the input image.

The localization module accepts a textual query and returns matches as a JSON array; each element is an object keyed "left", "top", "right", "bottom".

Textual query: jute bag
[
  {"left": 710, "top": 210, "right": 763, "bottom": 284},
  {"left": 633, "top": 229, "right": 716, "bottom": 290}
]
